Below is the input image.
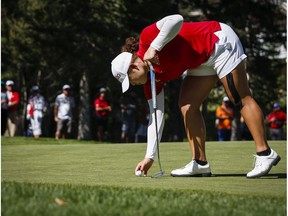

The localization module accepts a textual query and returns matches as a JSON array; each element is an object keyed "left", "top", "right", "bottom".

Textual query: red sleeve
[
  {"left": 94, "top": 98, "right": 100, "bottom": 107},
  {"left": 266, "top": 113, "right": 273, "bottom": 121},
  {"left": 11, "top": 92, "right": 20, "bottom": 103}
]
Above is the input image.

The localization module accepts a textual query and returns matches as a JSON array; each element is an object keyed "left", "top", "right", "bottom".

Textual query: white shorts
[
  {"left": 187, "top": 23, "right": 247, "bottom": 79},
  {"left": 30, "top": 111, "right": 43, "bottom": 136}
]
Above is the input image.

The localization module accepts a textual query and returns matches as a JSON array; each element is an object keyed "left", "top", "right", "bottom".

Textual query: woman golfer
[{"left": 111, "top": 14, "right": 280, "bottom": 178}]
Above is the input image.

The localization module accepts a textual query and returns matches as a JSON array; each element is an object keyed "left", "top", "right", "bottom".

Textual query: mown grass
[
  {"left": 1, "top": 137, "right": 287, "bottom": 215},
  {"left": 2, "top": 181, "right": 286, "bottom": 216}
]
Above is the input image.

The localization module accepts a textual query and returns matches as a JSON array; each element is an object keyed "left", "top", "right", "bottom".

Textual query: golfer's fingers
[
  {"left": 139, "top": 162, "right": 149, "bottom": 176},
  {"left": 144, "top": 61, "right": 154, "bottom": 71},
  {"left": 143, "top": 51, "right": 154, "bottom": 62},
  {"left": 135, "top": 163, "right": 142, "bottom": 173}
]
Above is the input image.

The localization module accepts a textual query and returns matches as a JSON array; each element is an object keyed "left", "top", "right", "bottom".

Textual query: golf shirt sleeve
[
  {"left": 145, "top": 89, "right": 165, "bottom": 160},
  {"left": 150, "top": 14, "right": 183, "bottom": 51}
]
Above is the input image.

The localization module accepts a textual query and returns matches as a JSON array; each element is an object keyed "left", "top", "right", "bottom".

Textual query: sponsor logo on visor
[{"left": 115, "top": 73, "right": 125, "bottom": 82}]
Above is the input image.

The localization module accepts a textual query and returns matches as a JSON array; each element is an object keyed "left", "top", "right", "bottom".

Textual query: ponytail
[{"left": 121, "top": 37, "right": 139, "bottom": 53}]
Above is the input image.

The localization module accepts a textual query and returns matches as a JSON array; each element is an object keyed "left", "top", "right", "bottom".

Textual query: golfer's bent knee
[
  {"left": 180, "top": 104, "right": 199, "bottom": 116},
  {"left": 179, "top": 104, "right": 189, "bottom": 115}
]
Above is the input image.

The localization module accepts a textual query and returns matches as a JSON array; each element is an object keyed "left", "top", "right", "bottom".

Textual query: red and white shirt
[
  {"left": 6, "top": 91, "right": 20, "bottom": 112},
  {"left": 136, "top": 20, "right": 221, "bottom": 100},
  {"left": 137, "top": 15, "right": 222, "bottom": 159}
]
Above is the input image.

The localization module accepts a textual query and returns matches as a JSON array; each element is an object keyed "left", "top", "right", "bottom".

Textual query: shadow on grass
[{"left": 212, "top": 173, "right": 286, "bottom": 179}]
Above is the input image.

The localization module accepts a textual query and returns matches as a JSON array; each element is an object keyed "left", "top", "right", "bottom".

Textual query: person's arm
[
  {"left": 54, "top": 105, "right": 58, "bottom": 122},
  {"left": 1, "top": 93, "right": 7, "bottom": 105},
  {"left": 221, "top": 106, "right": 233, "bottom": 117},
  {"left": 26, "top": 103, "right": 32, "bottom": 120},
  {"left": 95, "top": 99, "right": 110, "bottom": 112},
  {"left": 135, "top": 89, "right": 165, "bottom": 176},
  {"left": 143, "top": 14, "right": 183, "bottom": 66},
  {"left": 266, "top": 113, "right": 275, "bottom": 123},
  {"left": 216, "top": 107, "right": 225, "bottom": 120},
  {"left": 54, "top": 97, "right": 59, "bottom": 122},
  {"left": 145, "top": 89, "right": 165, "bottom": 160},
  {"left": 8, "top": 92, "right": 20, "bottom": 107},
  {"left": 96, "top": 105, "right": 111, "bottom": 111},
  {"left": 151, "top": 14, "right": 183, "bottom": 51}
]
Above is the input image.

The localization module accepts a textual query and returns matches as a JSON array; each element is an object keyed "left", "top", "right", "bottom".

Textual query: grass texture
[{"left": 1, "top": 137, "right": 287, "bottom": 215}]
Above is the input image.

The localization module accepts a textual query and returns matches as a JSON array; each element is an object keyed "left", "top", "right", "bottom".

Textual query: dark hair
[{"left": 121, "top": 37, "right": 139, "bottom": 53}]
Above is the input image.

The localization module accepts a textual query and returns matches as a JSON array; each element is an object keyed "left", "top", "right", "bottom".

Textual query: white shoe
[
  {"left": 246, "top": 148, "right": 281, "bottom": 178},
  {"left": 171, "top": 160, "right": 212, "bottom": 177}
]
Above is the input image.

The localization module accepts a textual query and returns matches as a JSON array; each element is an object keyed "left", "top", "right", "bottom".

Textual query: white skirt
[{"left": 187, "top": 23, "right": 247, "bottom": 79}]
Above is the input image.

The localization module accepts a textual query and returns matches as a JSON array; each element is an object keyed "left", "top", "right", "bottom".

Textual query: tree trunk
[
  {"left": 18, "top": 68, "right": 26, "bottom": 136},
  {"left": 77, "top": 71, "right": 90, "bottom": 140}
]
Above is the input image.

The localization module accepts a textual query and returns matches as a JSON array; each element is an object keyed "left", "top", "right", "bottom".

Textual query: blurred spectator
[
  {"left": 120, "top": 96, "right": 137, "bottom": 143},
  {"left": 5, "top": 80, "right": 20, "bottom": 136},
  {"left": 26, "top": 86, "right": 46, "bottom": 139},
  {"left": 265, "top": 103, "right": 287, "bottom": 140},
  {"left": 94, "top": 88, "right": 111, "bottom": 142},
  {"left": 135, "top": 103, "right": 149, "bottom": 143},
  {"left": 215, "top": 96, "right": 233, "bottom": 141},
  {"left": 54, "top": 85, "right": 75, "bottom": 140},
  {"left": 1, "top": 81, "right": 8, "bottom": 135}
]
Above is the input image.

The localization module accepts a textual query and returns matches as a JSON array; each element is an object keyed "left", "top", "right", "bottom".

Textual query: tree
[
  {"left": 2, "top": 0, "right": 286, "bottom": 140},
  {"left": 2, "top": 0, "right": 128, "bottom": 139}
]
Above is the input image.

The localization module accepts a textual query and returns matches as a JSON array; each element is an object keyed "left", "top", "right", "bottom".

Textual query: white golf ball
[{"left": 135, "top": 170, "right": 142, "bottom": 176}]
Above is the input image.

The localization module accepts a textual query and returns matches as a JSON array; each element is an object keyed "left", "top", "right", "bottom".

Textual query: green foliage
[
  {"left": 2, "top": 0, "right": 128, "bottom": 103},
  {"left": 1, "top": 0, "right": 286, "bottom": 140}
]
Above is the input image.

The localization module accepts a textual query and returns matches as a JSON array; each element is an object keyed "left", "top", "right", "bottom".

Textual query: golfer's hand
[
  {"left": 135, "top": 158, "right": 154, "bottom": 176},
  {"left": 143, "top": 46, "right": 158, "bottom": 70}
]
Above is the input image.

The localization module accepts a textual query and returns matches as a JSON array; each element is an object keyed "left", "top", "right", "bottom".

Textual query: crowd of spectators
[
  {"left": 1, "top": 80, "right": 20, "bottom": 137},
  {"left": 1, "top": 80, "right": 286, "bottom": 142},
  {"left": 1, "top": 81, "right": 148, "bottom": 142},
  {"left": 215, "top": 96, "right": 286, "bottom": 141}
]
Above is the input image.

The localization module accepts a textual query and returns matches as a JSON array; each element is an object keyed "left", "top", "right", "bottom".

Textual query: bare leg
[
  {"left": 179, "top": 75, "right": 218, "bottom": 161},
  {"left": 55, "top": 130, "right": 60, "bottom": 140},
  {"left": 220, "top": 61, "right": 269, "bottom": 152}
]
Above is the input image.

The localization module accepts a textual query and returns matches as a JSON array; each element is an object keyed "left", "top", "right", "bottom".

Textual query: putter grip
[{"left": 150, "top": 69, "right": 157, "bottom": 109}]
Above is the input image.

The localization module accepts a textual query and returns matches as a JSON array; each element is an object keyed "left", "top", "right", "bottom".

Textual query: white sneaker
[
  {"left": 171, "top": 160, "right": 212, "bottom": 177},
  {"left": 246, "top": 148, "right": 281, "bottom": 178}
]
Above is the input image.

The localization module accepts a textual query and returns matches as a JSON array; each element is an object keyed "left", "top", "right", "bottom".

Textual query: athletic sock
[
  {"left": 257, "top": 147, "right": 271, "bottom": 156},
  {"left": 195, "top": 159, "right": 208, "bottom": 166}
]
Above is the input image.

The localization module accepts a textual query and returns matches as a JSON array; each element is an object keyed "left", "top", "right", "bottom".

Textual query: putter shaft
[{"left": 150, "top": 68, "right": 164, "bottom": 178}]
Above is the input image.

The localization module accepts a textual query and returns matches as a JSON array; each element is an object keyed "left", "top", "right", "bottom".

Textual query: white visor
[{"left": 111, "top": 52, "right": 132, "bottom": 93}]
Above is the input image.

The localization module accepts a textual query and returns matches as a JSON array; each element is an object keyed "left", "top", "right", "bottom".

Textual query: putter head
[{"left": 151, "top": 171, "right": 165, "bottom": 178}]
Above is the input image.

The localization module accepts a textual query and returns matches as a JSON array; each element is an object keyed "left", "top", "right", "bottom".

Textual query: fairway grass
[{"left": 1, "top": 137, "right": 287, "bottom": 215}]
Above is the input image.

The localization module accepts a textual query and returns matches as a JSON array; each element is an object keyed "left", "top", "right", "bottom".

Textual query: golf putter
[{"left": 149, "top": 68, "right": 165, "bottom": 178}]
